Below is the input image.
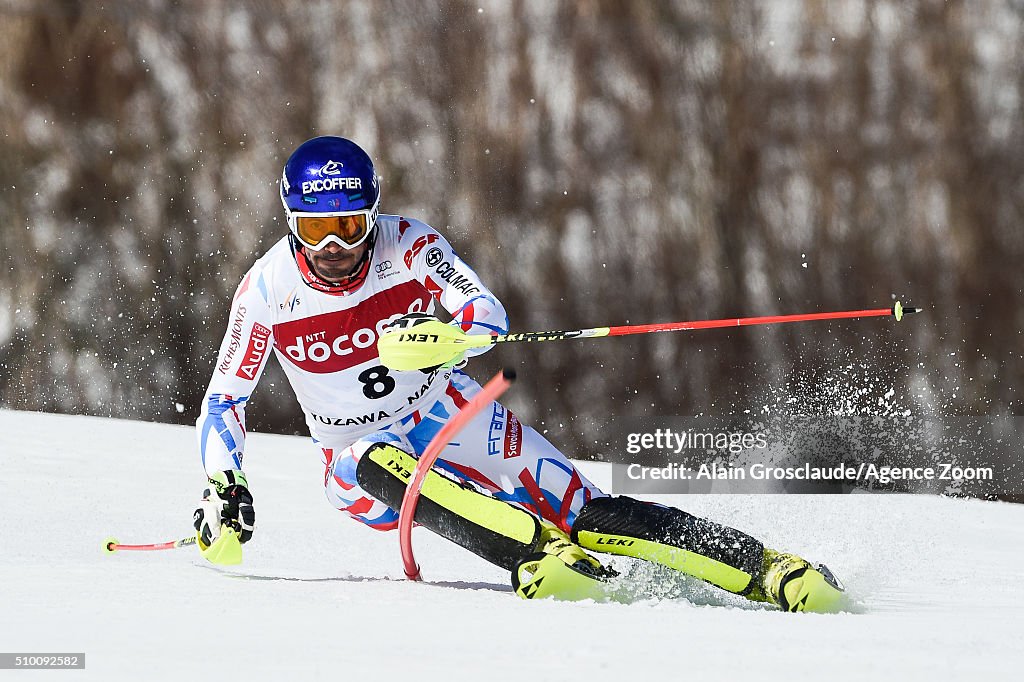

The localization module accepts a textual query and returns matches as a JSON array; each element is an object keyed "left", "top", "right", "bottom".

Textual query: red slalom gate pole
[
  {"left": 104, "top": 535, "right": 196, "bottom": 553},
  {"left": 398, "top": 368, "right": 517, "bottom": 581}
]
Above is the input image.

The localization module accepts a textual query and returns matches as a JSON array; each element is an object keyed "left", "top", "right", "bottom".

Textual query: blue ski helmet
[{"left": 280, "top": 136, "right": 380, "bottom": 250}]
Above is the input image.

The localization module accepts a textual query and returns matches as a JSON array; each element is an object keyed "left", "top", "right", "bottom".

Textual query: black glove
[
  {"left": 193, "top": 469, "right": 255, "bottom": 547},
  {"left": 387, "top": 312, "right": 440, "bottom": 331}
]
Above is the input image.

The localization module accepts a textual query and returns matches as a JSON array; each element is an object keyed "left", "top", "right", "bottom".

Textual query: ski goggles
[{"left": 287, "top": 207, "right": 378, "bottom": 250}]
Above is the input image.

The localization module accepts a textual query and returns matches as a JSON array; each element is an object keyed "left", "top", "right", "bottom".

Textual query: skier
[{"left": 193, "top": 135, "right": 844, "bottom": 611}]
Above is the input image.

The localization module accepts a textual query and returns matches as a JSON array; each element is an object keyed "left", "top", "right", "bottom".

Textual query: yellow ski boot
[
  {"left": 512, "top": 522, "right": 617, "bottom": 601},
  {"left": 759, "top": 549, "right": 846, "bottom": 613}
]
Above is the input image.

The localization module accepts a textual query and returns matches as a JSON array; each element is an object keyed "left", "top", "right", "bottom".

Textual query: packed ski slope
[{"left": 1, "top": 409, "right": 1020, "bottom": 681}]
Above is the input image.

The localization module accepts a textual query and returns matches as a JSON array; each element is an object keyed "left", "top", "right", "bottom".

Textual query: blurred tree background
[{"left": 0, "top": 0, "right": 1021, "bottom": 466}]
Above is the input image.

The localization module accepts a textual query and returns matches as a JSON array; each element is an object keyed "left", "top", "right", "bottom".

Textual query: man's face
[{"left": 306, "top": 241, "right": 369, "bottom": 283}]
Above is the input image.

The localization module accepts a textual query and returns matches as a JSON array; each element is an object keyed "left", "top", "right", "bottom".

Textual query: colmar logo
[
  {"left": 236, "top": 323, "right": 271, "bottom": 380},
  {"left": 433, "top": 259, "right": 480, "bottom": 297},
  {"left": 273, "top": 282, "right": 431, "bottom": 374}
]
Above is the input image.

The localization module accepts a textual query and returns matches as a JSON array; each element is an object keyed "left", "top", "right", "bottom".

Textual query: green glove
[{"left": 383, "top": 313, "right": 471, "bottom": 371}]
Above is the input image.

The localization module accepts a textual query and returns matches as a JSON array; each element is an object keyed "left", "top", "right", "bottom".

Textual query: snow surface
[{"left": 2, "top": 409, "right": 1021, "bottom": 681}]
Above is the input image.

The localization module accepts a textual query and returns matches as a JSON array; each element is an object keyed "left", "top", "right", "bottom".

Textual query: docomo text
[
  {"left": 626, "top": 428, "right": 768, "bottom": 455},
  {"left": 271, "top": 282, "right": 431, "bottom": 374},
  {"left": 285, "top": 324, "right": 384, "bottom": 362}
]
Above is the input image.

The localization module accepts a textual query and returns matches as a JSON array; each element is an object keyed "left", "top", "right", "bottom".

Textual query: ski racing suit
[
  {"left": 197, "top": 215, "right": 604, "bottom": 532},
  {"left": 195, "top": 214, "right": 834, "bottom": 609}
]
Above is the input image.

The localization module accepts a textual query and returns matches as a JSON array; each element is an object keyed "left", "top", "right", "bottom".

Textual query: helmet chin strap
[{"left": 289, "top": 231, "right": 376, "bottom": 296}]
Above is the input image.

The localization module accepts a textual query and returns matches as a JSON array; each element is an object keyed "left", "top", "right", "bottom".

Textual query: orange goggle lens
[{"left": 295, "top": 214, "right": 369, "bottom": 247}]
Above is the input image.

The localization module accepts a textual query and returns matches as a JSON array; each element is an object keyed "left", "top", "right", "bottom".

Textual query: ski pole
[
  {"left": 378, "top": 301, "right": 923, "bottom": 371},
  {"left": 103, "top": 535, "right": 197, "bottom": 553},
  {"left": 398, "top": 368, "right": 517, "bottom": 581}
]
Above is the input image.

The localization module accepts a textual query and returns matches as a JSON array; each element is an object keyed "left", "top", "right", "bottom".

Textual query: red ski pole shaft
[
  {"left": 398, "top": 368, "right": 517, "bottom": 581},
  {"left": 605, "top": 305, "right": 907, "bottom": 336},
  {"left": 488, "top": 301, "right": 921, "bottom": 345},
  {"left": 104, "top": 535, "right": 196, "bottom": 554}
]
